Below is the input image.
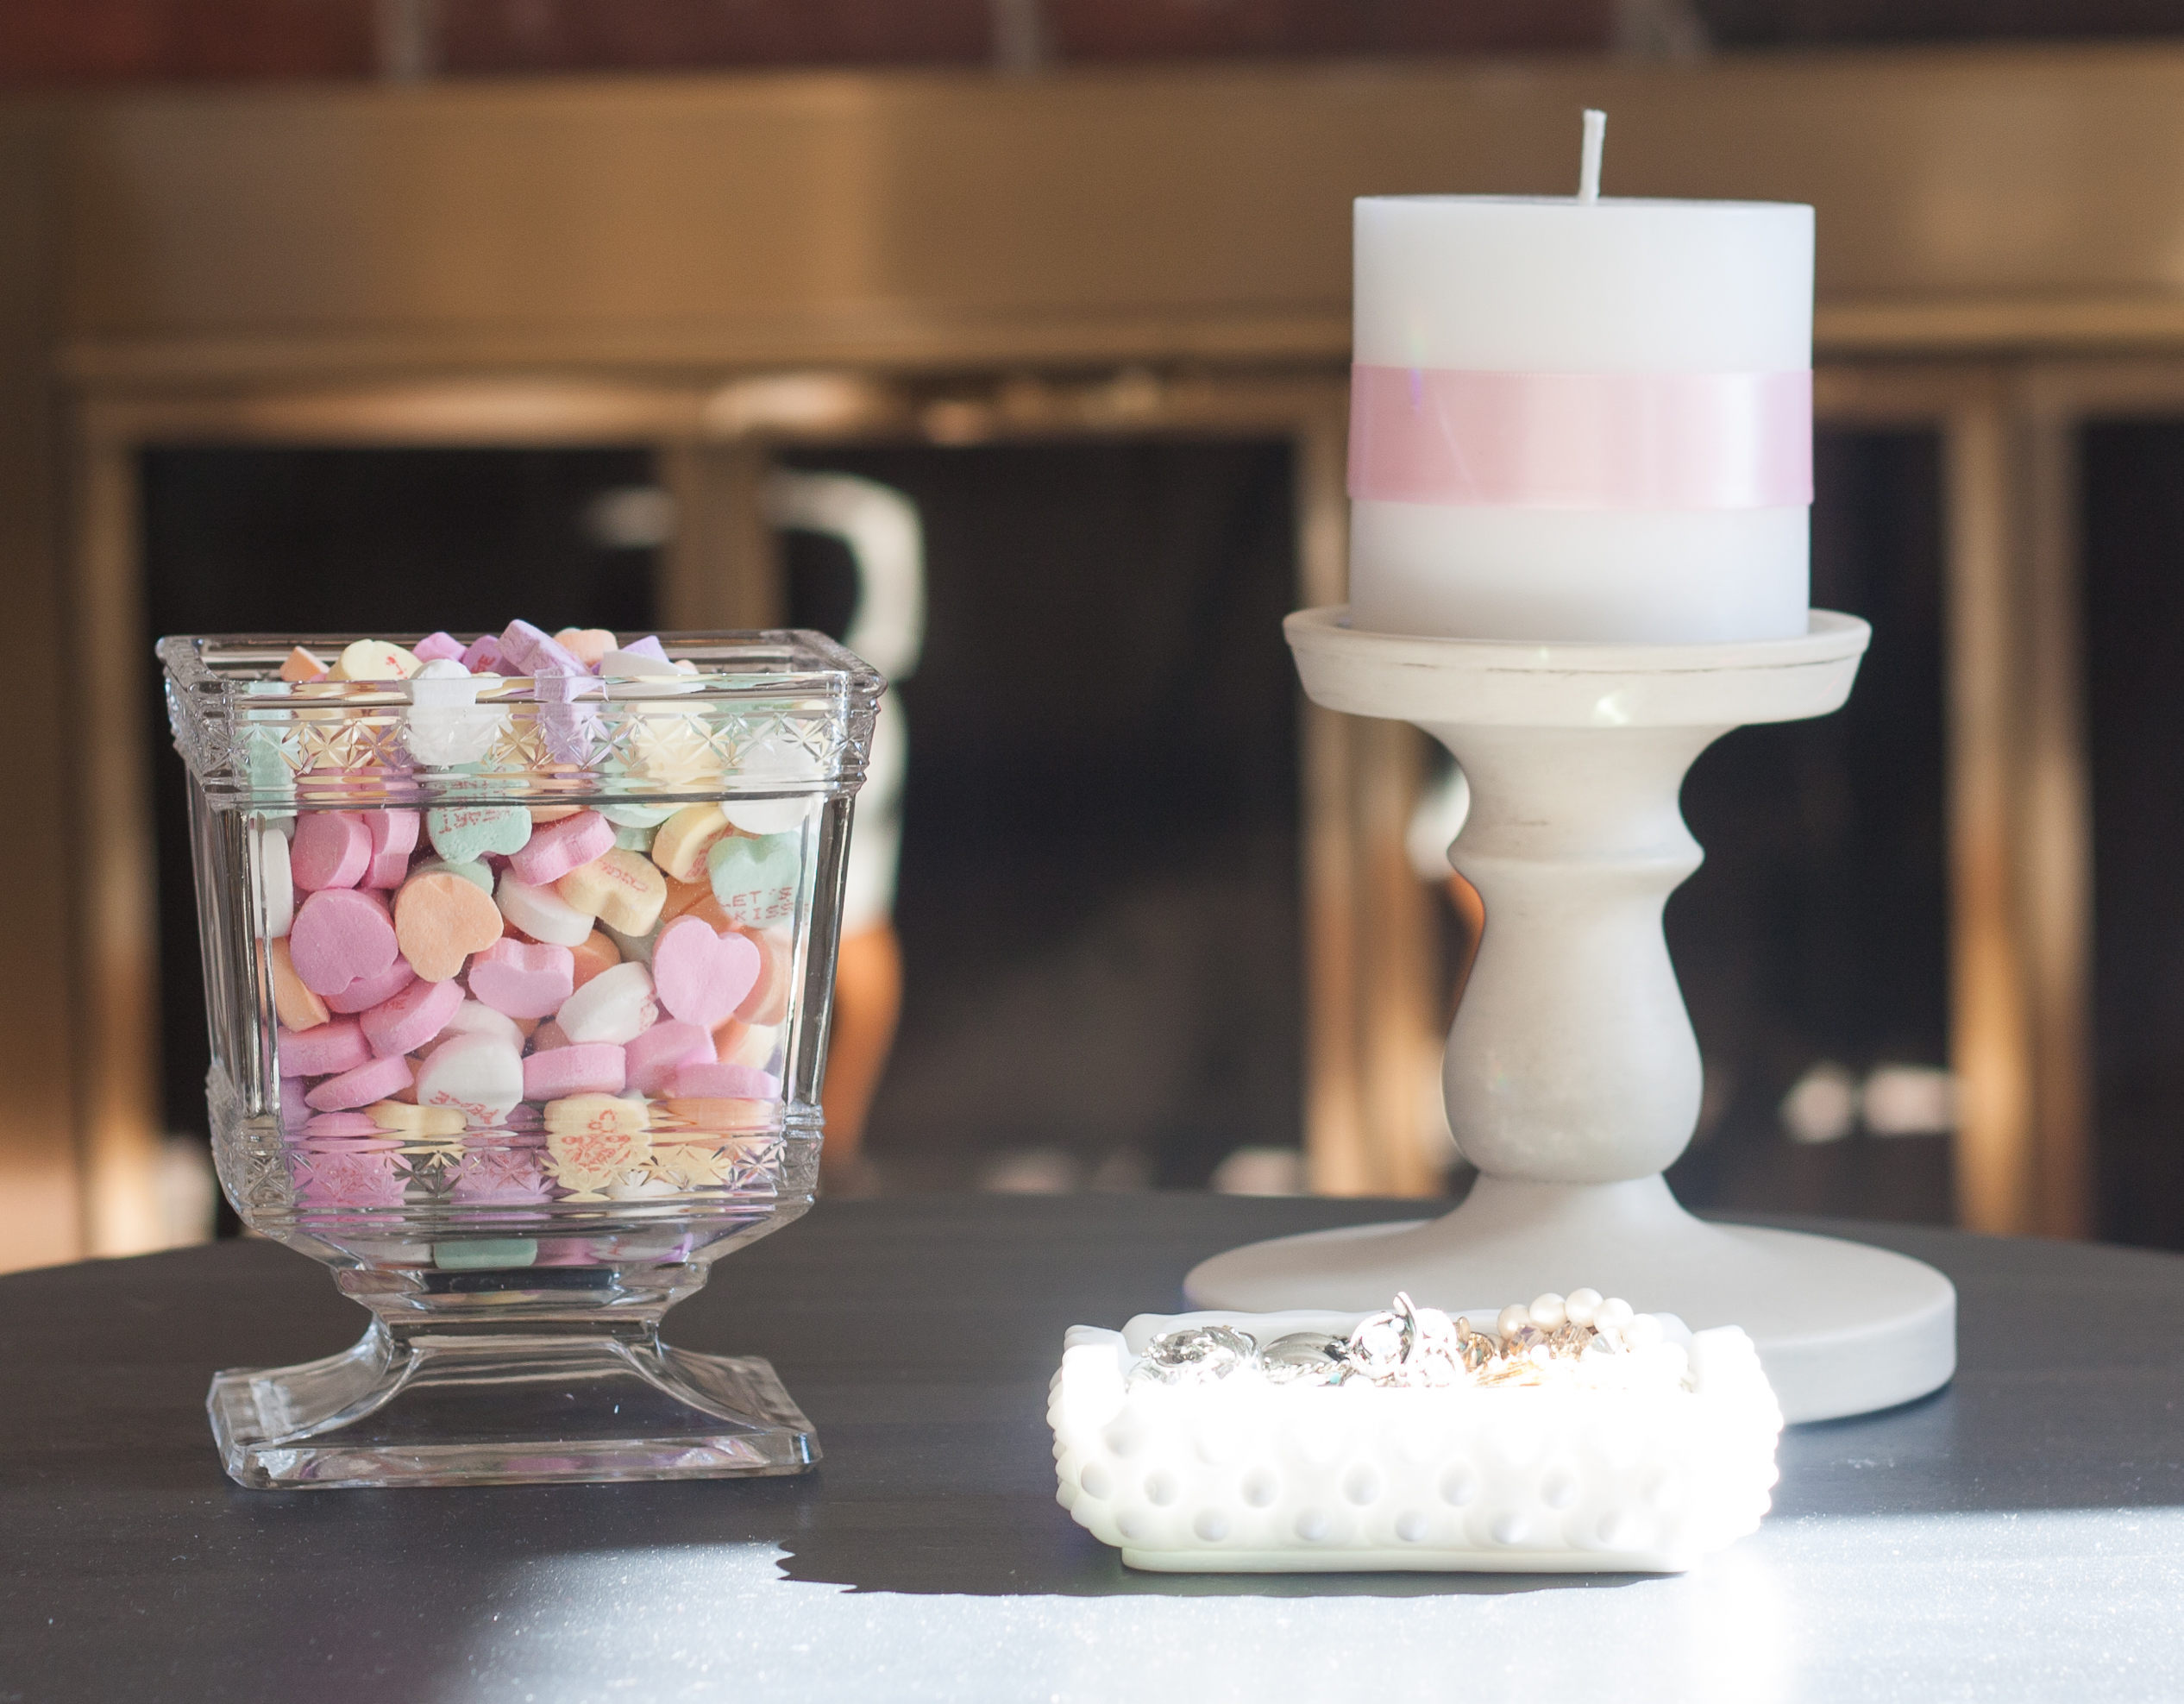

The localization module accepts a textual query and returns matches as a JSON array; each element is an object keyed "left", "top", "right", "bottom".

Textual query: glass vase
[{"left": 160, "top": 630, "right": 881, "bottom": 1488}]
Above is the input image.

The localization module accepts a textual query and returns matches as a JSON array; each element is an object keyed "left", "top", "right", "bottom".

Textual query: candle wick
[{"left": 1578, "top": 109, "right": 1606, "bottom": 204}]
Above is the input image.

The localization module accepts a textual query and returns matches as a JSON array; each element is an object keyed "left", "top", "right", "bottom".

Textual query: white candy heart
[
  {"left": 251, "top": 819, "right": 293, "bottom": 938},
  {"left": 495, "top": 871, "right": 596, "bottom": 947},
  {"left": 438, "top": 998, "right": 525, "bottom": 1051},
  {"left": 413, "top": 1032, "right": 525, "bottom": 1127},
  {"left": 721, "top": 797, "right": 815, "bottom": 836},
  {"left": 599, "top": 650, "right": 698, "bottom": 698},
  {"left": 556, "top": 960, "right": 659, "bottom": 1046},
  {"left": 405, "top": 660, "right": 509, "bottom": 766}
]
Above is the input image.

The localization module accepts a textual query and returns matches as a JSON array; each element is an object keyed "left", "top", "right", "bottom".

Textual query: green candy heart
[
  {"left": 431, "top": 1238, "right": 537, "bottom": 1271},
  {"left": 612, "top": 823, "right": 655, "bottom": 852},
  {"left": 706, "top": 832, "right": 804, "bottom": 928},
  {"left": 425, "top": 803, "right": 531, "bottom": 864}
]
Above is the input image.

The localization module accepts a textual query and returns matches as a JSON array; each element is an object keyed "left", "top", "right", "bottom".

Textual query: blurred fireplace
[{"left": 20, "top": 49, "right": 2184, "bottom": 1259}]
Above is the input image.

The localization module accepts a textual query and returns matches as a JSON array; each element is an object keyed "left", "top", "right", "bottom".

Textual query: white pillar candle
[{"left": 1347, "top": 122, "right": 1814, "bottom": 644}]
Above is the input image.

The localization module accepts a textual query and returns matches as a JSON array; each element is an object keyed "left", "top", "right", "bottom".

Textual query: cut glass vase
[{"left": 162, "top": 630, "right": 881, "bottom": 1487}]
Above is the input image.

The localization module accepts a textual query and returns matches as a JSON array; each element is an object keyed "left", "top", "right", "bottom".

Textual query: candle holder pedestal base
[{"left": 1185, "top": 607, "right": 1954, "bottom": 1424}]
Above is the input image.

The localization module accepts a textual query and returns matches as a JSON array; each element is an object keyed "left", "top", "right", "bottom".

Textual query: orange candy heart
[
  {"left": 393, "top": 871, "right": 505, "bottom": 982},
  {"left": 570, "top": 928, "right": 622, "bottom": 992},
  {"left": 267, "top": 936, "right": 329, "bottom": 1031}
]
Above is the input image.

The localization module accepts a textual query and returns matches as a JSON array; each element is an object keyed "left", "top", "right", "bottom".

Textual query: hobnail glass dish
[{"left": 160, "top": 631, "right": 881, "bottom": 1488}]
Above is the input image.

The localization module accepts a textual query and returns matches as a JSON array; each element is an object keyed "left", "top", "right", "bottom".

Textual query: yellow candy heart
[{"left": 556, "top": 848, "right": 667, "bottom": 935}]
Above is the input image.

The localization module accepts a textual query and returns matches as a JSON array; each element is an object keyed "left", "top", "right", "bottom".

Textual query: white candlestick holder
[{"left": 1185, "top": 607, "right": 1955, "bottom": 1424}]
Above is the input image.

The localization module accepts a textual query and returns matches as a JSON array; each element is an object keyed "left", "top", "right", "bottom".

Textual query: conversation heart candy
[
  {"left": 278, "top": 645, "right": 328, "bottom": 682},
  {"left": 599, "top": 802, "right": 673, "bottom": 828},
  {"left": 651, "top": 916, "right": 761, "bottom": 1028},
  {"left": 299, "top": 1110, "right": 384, "bottom": 1137},
  {"left": 495, "top": 871, "right": 595, "bottom": 946},
  {"left": 706, "top": 832, "right": 802, "bottom": 928},
  {"left": 279, "top": 1078, "right": 311, "bottom": 1129},
  {"left": 331, "top": 638, "right": 418, "bottom": 681},
  {"left": 624, "top": 1020, "right": 715, "bottom": 1097},
  {"left": 394, "top": 869, "right": 505, "bottom": 981},
  {"left": 411, "top": 631, "right": 465, "bottom": 664},
  {"left": 461, "top": 634, "right": 503, "bottom": 674},
  {"left": 666, "top": 1061, "right": 781, "bottom": 1101},
  {"left": 414, "top": 1032, "right": 525, "bottom": 1126},
  {"left": 323, "top": 956, "right": 418, "bottom": 1015},
  {"left": 361, "top": 973, "right": 465, "bottom": 1058},
  {"left": 508, "top": 809, "right": 614, "bottom": 887},
  {"left": 530, "top": 805, "right": 581, "bottom": 823},
  {"left": 658, "top": 1097, "right": 775, "bottom": 1131},
  {"left": 721, "top": 797, "right": 815, "bottom": 837},
  {"left": 289, "top": 887, "right": 399, "bottom": 997},
  {"left": 725, "top": 734, "right": 821, "bottom": 834},
  {"left": 570, "top": 929, "right": 621, "bottom": 992},
  {"left": 713, "top": 1019, "right": 780, "bottom": 1070},
  {"left": 251, "top": 820, "right": 293, "bottom": 938},
  {"left": 278, "top": 1017, "right": 370, "bottom": 1078},
  {"left": 612, "top": 823, "right": 652, "bottom": 852},
  {"left": 543, "top": 1095, "right": 651, "bottom": 1169},
  {"left": 530, "top": 1019, "right": 572, "bottom": 1053},
  {"left": 304, "top": 1051, "right": 415, "bottom": 1112},
  {"left": 555, "top": 960, "right": 657, "bottom": 1045},
  {"left": 425, "top": 802, "right": 530, "bottom": 864},
  {"left": 524, "top": 1043, "right": 627, "bottom": 1101},
  {"left": 660, "top": 873, "right": 732, "bottom": 934},
  {"left": 554, "top": 627, "right": 616, "bottom": 667},
  {"left": 466, "top": 937, "right": 575, "bottom": 1019},
  {"left": 364, "top": 808, "right": 421, "bottom": 888},
  {"left": 649, "top": 804, "right": 731, "bottom": 883},
  {"left": 601, "top": 648, "right": 685, "bottom": 693},
  {"left": 291, "top": 810, "right": 371, "bottom": 891},
  {"left": 440, "top": 998, "right": 525, "bottom": 1051},
  {"left": 365, "top": 1100, "right": 466, "bottom": 1137},
  {"left": 496, "top": 619, "right": 555, "bottom": 672},
  {"left": 268, "top": 937, "right": 329, "bottom": 1030},
  {"left": 556, "top": 847, "right": 666, "bottom": 935},
  {"left": 735, "top": 927, "right": 794, "bottom": 1024},
  {"left": 405, "top": 660, "right": 508, "bottom": 767},
  {"left": 410, "top": 857, "right": 493, "bottom": 893}
]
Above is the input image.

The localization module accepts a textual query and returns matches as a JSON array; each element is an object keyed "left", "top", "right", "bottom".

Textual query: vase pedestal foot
[
  {"left": 1184, "top": 1176, "right": 1954, "bottom": 1424},
  {"left": 209, "top": 1311, "right": 819, "bottom": 1489}
]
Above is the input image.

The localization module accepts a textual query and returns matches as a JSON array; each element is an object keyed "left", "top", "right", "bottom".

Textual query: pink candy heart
[
  {"left": 289, "top": 888, "right": 400, "bottom": 997},
  {"left": 361, "top": 973, "right": 466, "bottom": 1059},
  {"left": 522, "top": 1043, "right": 627, "bottom": 1101},
  {"left": 624, "top": 1020, "right": 716, "bottom": 1097},
  {"left": 323, "top": 956, "right": 417, "bottom": 1015},
  {"left": 291, "top": 811, "right": 371, "bottom": 892},
  {"left": 650, "top": 916, "right": 761, "bottom": 1028},
  {"left": 508, "top": 809, "right": 614, "bottom": 887},
  {"left": 466, "top": 937, "right": 575, "bottom": 1019},
  {"left": 277, "top": 1017, "right": 369, "bottom": 1078},
  {"left": 364, "top": 809, "right": 421, "bottom": 888},
  {"left": 666, "top": 1061, "right": 781, "bottom": 1101},
  {"left": 304, "top": 1051, "right": 414, "bottom": 1111}
]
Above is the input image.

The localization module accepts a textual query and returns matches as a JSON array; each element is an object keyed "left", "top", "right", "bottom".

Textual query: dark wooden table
[{"left": 4, "top": 1196, "right": 2182, "bottom": 1702}]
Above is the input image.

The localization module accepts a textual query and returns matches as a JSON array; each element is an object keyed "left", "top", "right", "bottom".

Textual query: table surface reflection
[{"left": 3, "top": 1194, "right": 2181, "bottom": 1702}]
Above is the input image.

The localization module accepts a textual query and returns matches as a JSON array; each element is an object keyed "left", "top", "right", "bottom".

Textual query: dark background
[{"left": 17, "top": 0, "right": 2184, "bottom": 87}]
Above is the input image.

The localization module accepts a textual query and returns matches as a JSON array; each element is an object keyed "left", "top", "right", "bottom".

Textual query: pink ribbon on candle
[{"left": 1347, "top": 365, "right": 1812, "bottom": 510}]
